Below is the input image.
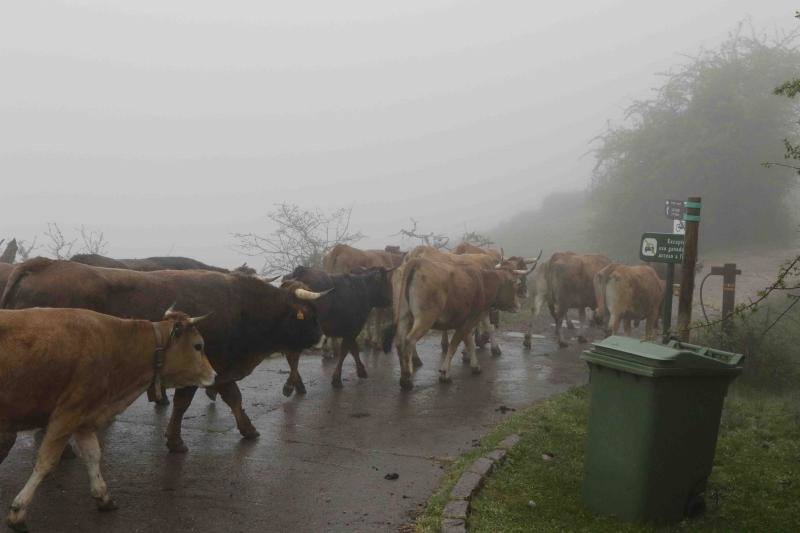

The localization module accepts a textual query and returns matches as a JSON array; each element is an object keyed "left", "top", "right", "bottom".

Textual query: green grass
[{"left": 417, "top": 386, "right": 800, "bottom": 532}]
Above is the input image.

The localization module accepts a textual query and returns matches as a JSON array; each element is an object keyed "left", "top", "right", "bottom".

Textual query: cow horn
[
  {"left": 525, "top": 250, "right": 543, "bottom": 273},
  {"left": 294, "top": 287, "right": 333, "bottom": 301},
  {"left": 188, "top": 312, "right": 213, "bottom": 325},
  {"left": 261, "top": 275, "right": 281, "bottom": 283},
  {"left": 163, "top": 301, "right": 177, "bottom": 318}
]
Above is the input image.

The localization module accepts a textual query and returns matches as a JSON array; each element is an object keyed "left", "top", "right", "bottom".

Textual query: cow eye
[{"left": 194, "top": 343, "right": 203, "bottom": 352}]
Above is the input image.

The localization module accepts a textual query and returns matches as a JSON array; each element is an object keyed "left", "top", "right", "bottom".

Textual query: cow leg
[
  {"left": 0, "top": 432, "right": 16, "bottom": 465},
  {"left": 523, "top": 313, "right": 534, "bottom": 349},
  {"left": 554, "top": 307, "right": 569, "bottom": 348},
  {"left": 623, "top": 318, "right": 633, "bottom": 336},
  {"left": 7, "top": 420, "right": 71, "bottom": 531},
  {"left": 352, "top": 338, "right": 368, "bottom": 378},
  {"left": 439, "top": 326, "right": 471, "bottom": 383},
  {"left": 440, "top": 330, "right": 449, "bottom": 354},
  {"left": 607, "top": 313, "right": 621, "bottom": 337},
  {"left": 165, "top": 386, "right": 197, "bottom": 453},
  {"left": 331, "top": 337, "right": 348, "bottom": 388},
  {"left": 577, "top": 308, "right": 589, "bottom": 344},
  {"left": 464, "top": 329, "right": 481, "bottom": 375},
  {"left": 411, "top": 344, "right": 423, "bottom": 368},
  {"left": 73, "top": 430, "right": 115, "bottom": 511},
  {"left": 205, "top": 386, "right": 219, "bottom": 402},
  {"left": 283, "top": 351, "right": 306, "bottom": 396},
  {"left": 146, "top": 383, "right": 170, "bottom": 406},
  {"left": 217, "top": 381, "right": 259, "bottom": 440},
  {"left": 398, "top": 319, "right": 431, "bottom": 390},
  {"left": 487, "top": 316, "right": 501, "bottom": 357}
]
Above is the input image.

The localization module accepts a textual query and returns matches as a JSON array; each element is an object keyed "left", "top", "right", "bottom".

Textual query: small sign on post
[
  {"left": 639, "top": 233, "right": 685, "bottom": 263},
  {"left": 673, "top": 219, "right": 686, "bottom": 235},
  {"left": 665, "top": 200, "right": 686, "bottom": 220}
]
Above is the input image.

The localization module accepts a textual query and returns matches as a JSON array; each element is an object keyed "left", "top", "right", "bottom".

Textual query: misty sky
[{"left": 1, "top": 1, "right": 795, "bottom": 267}]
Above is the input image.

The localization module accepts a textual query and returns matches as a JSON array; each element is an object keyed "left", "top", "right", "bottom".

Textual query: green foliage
[{"left": 590, "top": 24, "right": 800, "bottom": 259}]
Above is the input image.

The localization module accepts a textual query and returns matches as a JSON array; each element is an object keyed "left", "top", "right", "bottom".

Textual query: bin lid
[{"left": 580, "top": 336, "right": 744, "bottom": 377}]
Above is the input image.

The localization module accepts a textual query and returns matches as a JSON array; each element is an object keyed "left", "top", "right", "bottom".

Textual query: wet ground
[{"left": 0, "top": 328, "right": 592, "bottom": 532}]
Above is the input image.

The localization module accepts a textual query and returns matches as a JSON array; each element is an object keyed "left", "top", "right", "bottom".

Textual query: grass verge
[{"left": 417, "top": 386, "right": 800, "bottom": 532}]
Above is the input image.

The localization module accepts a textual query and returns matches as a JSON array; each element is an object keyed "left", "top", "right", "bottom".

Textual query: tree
[
  {"left": 77, "top": 225, "right": 109, "bottom": 255},
  {"left": 590, "top": 22, "right": 800, "bottom": 259},
  {"left": 44, "top": 223, "right": 76, "bottom": 260},
  {"left": 394, "top": 218, "right": 450, "bottom": 249},
  {"left": 460, "top": 229, "right": 494, "bottom": 248},
  {"left": 233, "top": 203, "right": 364, "bottom": 275}
]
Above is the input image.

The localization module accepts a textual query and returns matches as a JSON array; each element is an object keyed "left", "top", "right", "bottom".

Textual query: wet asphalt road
[{"left": 0, "top": 329, "right": 590, "bottom": 532}]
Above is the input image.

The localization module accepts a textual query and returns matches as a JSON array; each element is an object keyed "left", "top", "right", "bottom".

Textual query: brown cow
[
  {"left": 452, "top": 241, "right": 503, "bottom": 262},
  {"left": 390, "top": 255, "right": 530, "bottom": 389},
  {"left": 0, "top": 307, "right": 215, "bottom": 531},
  {"left": 404, "top": 245, "right": 537, "bottom": 357},
  {"left": 524, "top": 252, "right": 612, "bottom": 348},
  {"left": 70, "top": 253, "right": 231, "bottom": 273},
  {"left": 451, "top": 242, "right": 538, "bottom": 351},
  {"left": 322, "top": 244, "right": 404, "bottom": 351},
  {"left": 0, "top": 258, "right": 327, "bottom": 453},
  {"left": 594, "top": 263, "right": 664, "bottom": 338}
]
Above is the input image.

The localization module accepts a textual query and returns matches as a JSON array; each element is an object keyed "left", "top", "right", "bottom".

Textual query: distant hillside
[{"left": 489, "top": 190, "right": 599, "bottom": 258}]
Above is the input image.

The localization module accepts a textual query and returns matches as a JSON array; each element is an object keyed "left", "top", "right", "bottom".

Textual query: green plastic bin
[{"left": 580, "top": 336, "right": 743, "bottom": 524}]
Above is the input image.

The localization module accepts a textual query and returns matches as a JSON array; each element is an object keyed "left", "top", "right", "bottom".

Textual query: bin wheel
[{"left": 685, "top": 494, "right": 706, "bottom": 519}]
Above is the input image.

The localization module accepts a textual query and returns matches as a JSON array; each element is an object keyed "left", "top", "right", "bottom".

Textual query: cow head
[
  {"left": 279, "top": 279, "right": 332, "bottom": 350},
  {"left": 159, "top": 308, "right": 216, "bottom": 389},
  {"left": 353, "top": 266, "right": 395, "bottom": 308}
]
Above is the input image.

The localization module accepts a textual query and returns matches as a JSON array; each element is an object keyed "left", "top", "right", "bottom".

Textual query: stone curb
[{"left": 440, "top": 433, "right": 520, "bottom": 532}]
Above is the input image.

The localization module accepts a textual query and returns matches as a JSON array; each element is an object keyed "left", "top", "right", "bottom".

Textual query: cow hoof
[
  {"left": 205, "top": 389, "right": 218, "bottom": 402},
  {"left": 295, "top": 382, "right": 307, "bottom": 395},
  {"left": 356, "top": 367, "right": 368, "bottom": 379},
  {"left": 471, "top": 366, "right": 482, "bottom": 375},
  {"left": 438, "top": 374, "right": 452, "bottom": 384},
  {"left": 412, "top": 357, "right": 423, "bottom": 368},
  {"left": 96, "top": 498, "right": 118, "bottom": 512},
  {"left": 558, "top": 340, "right": 569, "bottom": 348},
  {"left": 399, "top": 377, "right": 414, "bottom": 391},
  {"left": 6, "top": 518, "right": 27, "bottom": 533},
  {"left": 523, "top": 337, "right": 532, "bottom": 349},
  {"left": 241, "top": 429, "right": 260, "bottom": 440},
  {"left": 166, "top": 439, "right": 188, "bottom": 454},
  {"left": 282, "top": 383, "right": 294, "bottom": 397},
  {"left": 491, "top": 346, "right": 502, "bottom": 357},
  {"left": 577, "top": 335, "right": 588, "bottom": 344},
  {"left": 155, "top": 395, "right": 171, "bottom": 407},
  {"left": 331, "top": 378, "right": 344, "bottom": 389}
]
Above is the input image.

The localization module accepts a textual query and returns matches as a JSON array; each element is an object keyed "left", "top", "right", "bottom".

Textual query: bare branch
[
  {"left": 77, "top": 225, "right": 109, "bottom": 255},
  {"left": 44, "top": 223, "right": 76, "bottom": 260},
  {"left": 233, "top": 203, "right": 364, "bottom": 276},
  {"left": 393, "top": 218, "right": 450, "bottom": 249}
]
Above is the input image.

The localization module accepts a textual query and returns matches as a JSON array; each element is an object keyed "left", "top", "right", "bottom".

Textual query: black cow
[
  {"left": 283, "top": 265, "right": 393, "bottom": 388},
  {"left": 70, "top": 253, "right": 230, "bottom": 273},
  {"left": 0, "top": 258, "right": 327, "bottom": 453}
]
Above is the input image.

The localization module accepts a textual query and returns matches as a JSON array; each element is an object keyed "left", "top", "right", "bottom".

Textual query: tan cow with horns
[
  {"left": 0, "top": 306, "right": 215, "bottom": 532},
  {"left": 388, "top": 251, "right": 537, "bottom": 389}
]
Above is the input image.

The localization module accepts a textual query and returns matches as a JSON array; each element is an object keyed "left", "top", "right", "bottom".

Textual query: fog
[{"left": 1, "top": 1, "right": 794, "bottom": 267}]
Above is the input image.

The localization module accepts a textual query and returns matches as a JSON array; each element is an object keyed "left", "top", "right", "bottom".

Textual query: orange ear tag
[{"left": 296, "top": 310, "right": 305, "bottom": 320}]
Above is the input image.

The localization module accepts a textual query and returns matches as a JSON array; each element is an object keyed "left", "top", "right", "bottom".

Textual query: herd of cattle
[{"left": 0, "top": 243, "right": 666, "bottom": 530}]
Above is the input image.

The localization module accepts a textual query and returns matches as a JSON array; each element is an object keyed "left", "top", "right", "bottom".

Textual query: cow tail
[
  {"left": 1, "top": 264, "right": 29, "bottom": 308},
  {"left": 593, "top": 270, "right": 606, "bottom": 322},
  {"left": 0, "top": 257, "right": 52, "bottom": 309},
  {"left": 384, "top": 260, "right": 420, "bottom": 354}
]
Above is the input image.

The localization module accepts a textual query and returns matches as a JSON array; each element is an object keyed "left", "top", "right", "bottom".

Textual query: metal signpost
[{"left": 677, "top": 198, "right": 702, "bottom": 341}]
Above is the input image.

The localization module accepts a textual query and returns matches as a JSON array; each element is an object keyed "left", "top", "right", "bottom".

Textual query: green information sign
[{"left": 640, "top": 232, "right": 685, "bottom": 264}]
